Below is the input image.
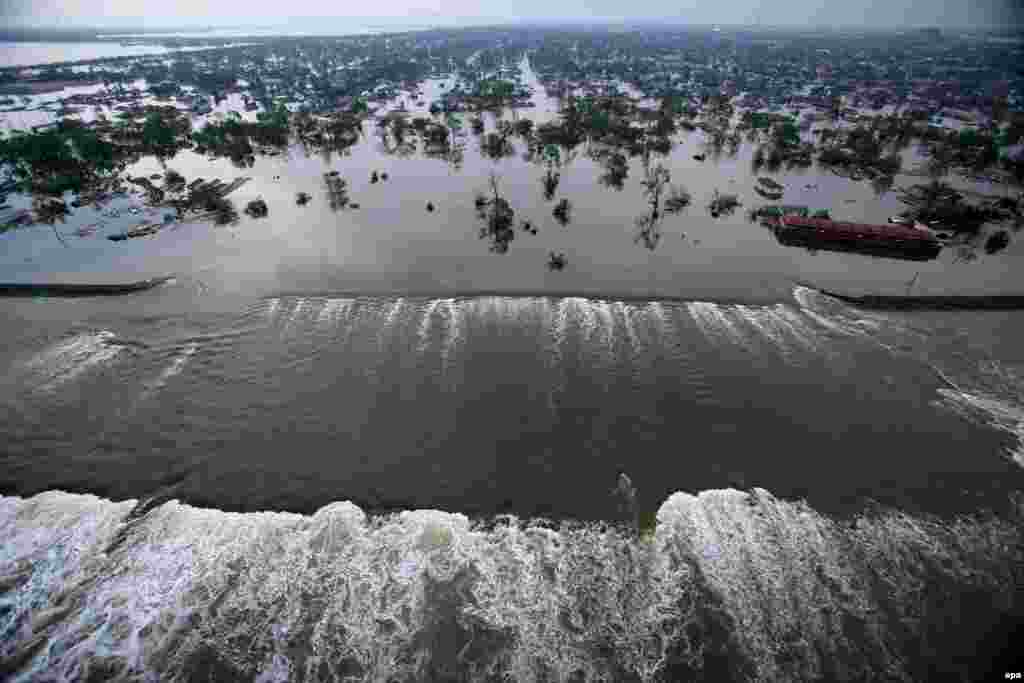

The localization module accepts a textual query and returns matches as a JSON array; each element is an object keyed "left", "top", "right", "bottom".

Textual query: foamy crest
[
  {"left": 792, "top": 286, "right": 884, "bottom": 339},
  {"left": 0, "top": 488, "right": 1017, "bottom": 681},
  {"left": 938, "top": 389, "right": 1024, "bottom": 469},
  {"left": 687, "top": 302, "right": 749, "bottom": 348},
  {"left": 552, "top": 298, "right": 572, "bottom": 354},
  {"left": 593, "top": 300, "right": 616, "bottom": 352},
  {"left": 644, "top": 301, "right": 672, "bottom": 342},
  {"left": 377, "top": 297, "right": 407, "bottom": 351},
  {"left": 439, "top": 298, "right": 463, "bottom": 364},
  {"left": 734, "top": 305, "right": 794, "bottom": 354},
  {"left": 317, "top": 298, "right": 353, "bottom": 326},
  {"left": 264, "top": 298, "right": 281, "bottom": 321},
  {"left": 768, "top": 305, "right": 821, "bottom": 352},
  {"left": 287, "top": 298, "right": 308, "bottom": 324},
  {"left": 416, "top": 299, "right": 441, "bottom": 353},
  {"left": 613, "top": 302, "right": 642, "bottom": 355},
  {"left": 572, "top": 298, "right": 598, "bottom": 344}
]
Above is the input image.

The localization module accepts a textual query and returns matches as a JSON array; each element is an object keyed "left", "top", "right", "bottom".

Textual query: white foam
[
  {"left": 384, "top": 297, "right": 406, "bottom": 328},
  {"left": 416, "top": 299, "right": 441, "bottom": 352},
  {"left": 791, "top": 285, "right": 818, "bottom": 311},
  {"left": 735, "top": 305, "right": 792, "bottom": 353},
  {"left": 645, "top": 302, "right": 671, "bottom": 341},
  {"left": 264, "top": 298, "right": 281, "bottom": 321},
  {"left": 792, "top": 286, "right": 883, "bottom": 339},
  {"left": 769, "top": 305, "right": 821, "bottom": 352},
  {"left": 288, "top": 298, "right": 308, "bottom": 323},
  {"left": 687, "top": 302, "right": 749, "bottom": 348},
  {"left": 377, "top": 297, "right": 406, "bottom": 350},
  {"left": 440, "top": 298, "right": 463, "bottom": 364},
  {"left": 26, "top": 331, "right": 122, "bottom": 392},
  {"left": 614, "top": 302, "right": 641, "bottom": 354},
  {"left": 1, "top": 488, "right": 1016, "bottom": 682},
  {"left": 469, "top": 296, "right": 525, "bottom": 324},
  {"left": 938, "top": 388, "right": 1024, "bottom": 469},
  {"left": 798, "top": 303, "right": 863, "bottom": 338},
  {"left": 594, "top": 300, "right": 616, "bottom": 353},
  {"left": 553, "top": 298, "right": 572, "bottom": 353},
  {"left": 572, "top": 298, "right": 598, "bottom": 343},
  {"left": 318, "top": 298, "right": 353, "bottom": 325}
]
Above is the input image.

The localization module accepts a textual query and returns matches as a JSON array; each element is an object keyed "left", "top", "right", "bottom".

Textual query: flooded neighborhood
[{"left": 1, "top": 17, "right": 1023, "bottom": 683}]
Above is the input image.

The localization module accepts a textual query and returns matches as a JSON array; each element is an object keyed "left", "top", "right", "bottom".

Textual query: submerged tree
[
  {"left": 476, "top": 173, "right": 516, "bottom": 253},
  {"left": 552, "top": 198, "right": 572, "bottom": 226},
  {"left": 210, "top": 199, "right": 240, "bottom": 226},
  {"left": 870, "top": 174, "right": 895, "bottom": 198},
  {"left": 633, "top": 163, "right": 671, "bottom": 250},
  {"left": 599, "top": 151, "right": 629, "bottom": 191},
  {"left": 481, "top": 129, "right": 515, "bottom": 160},
  {"left": 323, "top": 171, "right": 350, "bottom": 211},
  {"left": 640, "top": 163, "right": 671, "bottom": 212},
  {"left": 542, "top": 168, "right": 561, "bottom": 200},
  {"left": 665, "top": 185, "right": 692, "bottom": 214},
  {"left": 985, "top": 230, "right": 1010, "bottom": 254},
  {"left": 245, "top": 198, "right": 269, "bottom": 218},
  {"left": 547, "top": 251, "right": 567, "bottom": 270},
  {"left": 163, "top": 169, "right": 187, "bottom": 194},
  {"left": 0, "top": 122, "right": 120, "bottom": 196}
]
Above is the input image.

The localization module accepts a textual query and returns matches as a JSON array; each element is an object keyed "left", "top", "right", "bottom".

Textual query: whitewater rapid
[{"left": 0, "top": 487, "right": 1020, "bottom": 682}]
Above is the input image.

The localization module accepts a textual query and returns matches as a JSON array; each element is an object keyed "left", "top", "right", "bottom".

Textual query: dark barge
[{"left": 772, "top": 216, "right": 942, "bottom": 261}]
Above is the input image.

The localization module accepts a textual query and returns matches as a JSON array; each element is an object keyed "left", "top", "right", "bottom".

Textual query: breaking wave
[{"left": 0, "top": 488, "right": 1019, "bottom": 682}]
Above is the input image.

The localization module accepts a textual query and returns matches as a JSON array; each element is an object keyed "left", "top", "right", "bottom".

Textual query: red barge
[{"left": 771, "top": 215, "right": 942, "bottom": 261}]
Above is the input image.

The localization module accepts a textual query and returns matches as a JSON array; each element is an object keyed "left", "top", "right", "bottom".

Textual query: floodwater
[
  {"left": 1, "top": 51, "right": 1022, "bottom": 681},
  {"left": 2, "top": 58, "right": 1020, "bottom": 301},
  {"left": 2, "top": 54, "right": 1023, "bottom": 516},
  {"left": 2, "top": 54, "right": 1022, "bottom": 515},
  {"left": 0, "top": 41, "right": 245, "bottom": 68}
]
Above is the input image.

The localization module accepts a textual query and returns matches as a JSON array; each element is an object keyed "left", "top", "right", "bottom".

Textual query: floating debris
[
  {"left": 708, "top": 189, "right": 742, "bottom": 218},
  {"left": 245, "top": 198, "right": 269, "bottom": 218},
  {"left": 107, "top": 222, "right": 162, "bottom": 241}
]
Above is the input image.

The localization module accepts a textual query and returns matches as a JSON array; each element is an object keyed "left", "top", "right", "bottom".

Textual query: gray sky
[{"left": 1, "top": 0, "right": 1021, "bottom": 30}]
